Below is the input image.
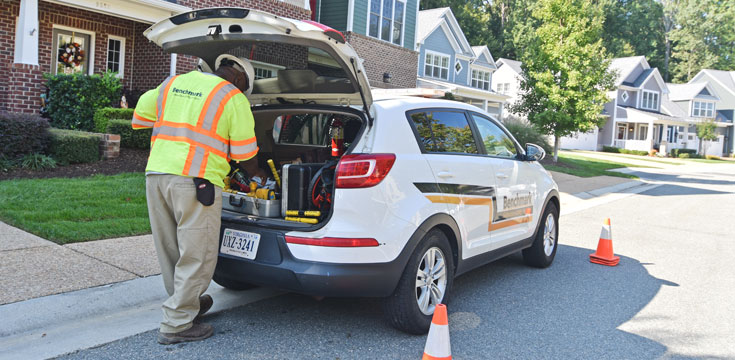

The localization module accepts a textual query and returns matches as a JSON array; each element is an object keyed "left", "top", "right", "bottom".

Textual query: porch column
[
  {"left": 646, "top": 119, "right": 654, "bottom": 150},
  {"left": 483, "top": 99, "right": 488, "bottom": 112},
  {"left": 682, "top": 125, "right": 690, "bottom": 150},
  {"left": 170, "top": 54, "right": 177, "bottom": 76},
  {"left": 14, "top": 0, "right": 39, "bottom": 65}
]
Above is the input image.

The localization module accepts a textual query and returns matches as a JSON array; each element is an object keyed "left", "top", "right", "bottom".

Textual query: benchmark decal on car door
[{"left": 414, "top": 183, "right": 533, "bottom": 232}]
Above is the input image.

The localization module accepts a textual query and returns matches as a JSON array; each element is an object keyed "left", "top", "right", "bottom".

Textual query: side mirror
[{"left": 525, "top": 143, "right": 545, "bottom": 162}]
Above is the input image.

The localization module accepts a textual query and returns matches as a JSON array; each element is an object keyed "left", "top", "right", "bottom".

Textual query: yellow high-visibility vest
[{"left": 132, "top": 71, "right": 258, "bottom": 188}]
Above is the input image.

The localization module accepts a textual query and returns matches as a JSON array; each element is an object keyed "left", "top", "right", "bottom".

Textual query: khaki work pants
[{"left": 145, "top": 174, "right": 222, "bottom": 333}]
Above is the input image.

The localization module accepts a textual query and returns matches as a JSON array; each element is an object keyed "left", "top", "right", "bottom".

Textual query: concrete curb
[
  {"left": 0, "top": 276, "right": 283, "bottom": 360},
  {"left": 571, "top": 179, "right": 644, "bottom": 200}
]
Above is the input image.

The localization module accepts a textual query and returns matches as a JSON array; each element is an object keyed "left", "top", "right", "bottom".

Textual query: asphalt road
[{"left": 59, "top": 162, "right": 735, "bottom": 360}]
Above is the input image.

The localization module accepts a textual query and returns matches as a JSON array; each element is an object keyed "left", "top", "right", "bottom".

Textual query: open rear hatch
[
  {"left": 145, "top": 8, "right": 375, "bottom": 229},
  {"left": 145, "top": 8, "right": 372, "bottom": 113}
]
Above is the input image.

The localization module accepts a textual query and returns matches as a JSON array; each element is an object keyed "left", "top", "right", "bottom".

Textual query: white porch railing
[{"left": 614, "top": 139, "right": 651, "bottom": 151}]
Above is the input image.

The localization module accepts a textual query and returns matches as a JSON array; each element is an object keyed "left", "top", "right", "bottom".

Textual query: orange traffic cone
[
  {"left": 589, "top": 218, "right": 620, "bottom": 266},
  {"left": 422, "top": 304, "right": 451, "bottom": 360}
]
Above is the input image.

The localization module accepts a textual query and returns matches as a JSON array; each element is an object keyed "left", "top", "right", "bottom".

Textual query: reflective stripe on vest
[
  {"left": 131, "top": 111, "right": 155, "bottom": 129},
  {"left": 156, "top": 75, "right": 177, "bottom": 121}
]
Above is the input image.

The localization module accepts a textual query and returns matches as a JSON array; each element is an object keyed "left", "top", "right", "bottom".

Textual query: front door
[
  {"left": 407, "top": 109, "right": 497, "bottom": 258},
  {"left": 469, "top": 112, "right": 536, "bottom": 253}
]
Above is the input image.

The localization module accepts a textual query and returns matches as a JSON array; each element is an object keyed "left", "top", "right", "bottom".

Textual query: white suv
[{"left": 147, "top": 8, "right": 560, "bottom": 334}]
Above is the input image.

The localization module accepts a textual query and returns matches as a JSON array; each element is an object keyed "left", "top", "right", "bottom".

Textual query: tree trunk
[{"left": 553, "top": 135, "right": 560, "bottom": 162}]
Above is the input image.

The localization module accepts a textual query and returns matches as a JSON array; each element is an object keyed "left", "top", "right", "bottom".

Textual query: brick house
[
  {"left": 314, "top": 0, "right": 419, "bottom": 89},
  {"left": 1, "top": 0, "right": 311, "bottom": 114}
]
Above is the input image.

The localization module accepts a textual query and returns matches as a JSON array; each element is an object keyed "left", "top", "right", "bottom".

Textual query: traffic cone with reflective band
[
  {"left": 589, "top": 218, "right": 620, "bottom": 266},
  {"left": 422, "top": 304, "right": 451, "bottom": 360}
]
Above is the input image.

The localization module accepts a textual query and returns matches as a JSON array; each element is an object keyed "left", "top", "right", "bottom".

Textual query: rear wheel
[
  {"left": 522, "top": 203, "right": 559, "bottom": 268},
  {"left": 212, "top": 273, "right": 257, "bottom": 291},
  {"left": 383, "top": 229, "right": 454, "bottom": 334}
]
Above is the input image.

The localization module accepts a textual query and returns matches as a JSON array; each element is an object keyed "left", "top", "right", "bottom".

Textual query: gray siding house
[
  {"left": 560, "top": 56, "right": 733, "bottom": 156},
  {"left": 414, "top": 8, "right": 508, "bottom": 120}
]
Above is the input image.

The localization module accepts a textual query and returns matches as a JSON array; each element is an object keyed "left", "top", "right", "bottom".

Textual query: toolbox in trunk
[{"left": 222, "top": 192, "right": 282, "bottom": 217}]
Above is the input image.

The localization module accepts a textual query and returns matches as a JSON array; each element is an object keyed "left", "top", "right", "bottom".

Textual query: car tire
[
  {"left": 383, "top": 229, "right": 455, "bottom": 335},
  {"left": 212, "top": 273, "right": 257, "bottom": 291},
  {"left": 522, "top": 202, "right": 559, "bottom": 268}
]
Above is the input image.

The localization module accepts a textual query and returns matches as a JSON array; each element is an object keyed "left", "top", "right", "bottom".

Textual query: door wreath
[{"left": 59, "top": 41, "right": 85, "bottom": 68}]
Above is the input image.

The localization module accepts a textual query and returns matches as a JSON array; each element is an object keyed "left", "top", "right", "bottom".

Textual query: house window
[
  {"left": 496, "top": 82, "right": 509, "bottom": 94},
  {"left": 621, "top": 91, "right": 629, "bottom": 102},
  {"left": 52, "top": 28, "right": 91, "bottom": 75},
  {"left": 106, "top": 36, "right": 125, "bottom": 77},
  {"left": 692, "top": 101, "right": 715, "bottom": 117},
  {"left": 369, "top": 0, "right": 405, "bottom": 45},
  {"left": 251, "top": 60, "right": 284, "bottom": 80},
  {"left": 424, "top": 52, "right": 449, "bottom": 80},
  {"left": 471, "top": 69, "right": 490, "bottom": 91},
  {"left": 641, "top": 90, "right": 659, "bottom": 111},
  {"left": 454, "top": 60, "right": 462, "bottom": 74},
  {"left": 254, "top": 68, "right": 273, "bottom": 79},
  {"left": 503, "top": 83, "right": 510, "bottom": 94}
]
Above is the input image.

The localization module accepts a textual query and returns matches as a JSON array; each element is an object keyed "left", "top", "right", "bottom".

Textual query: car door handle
[
  {"left": 437, "top": 171, "right": 454, "bottom": 179},
  {"left": 496, "top": 173, "right": 509, "bottom": 180}
]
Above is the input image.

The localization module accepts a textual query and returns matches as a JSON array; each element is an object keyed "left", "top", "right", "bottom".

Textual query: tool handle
[
  {"left": 285, "top": 210, "right": 321, "bottom": 217},
  {"left": 284, "top": 216, "right": 318, "bottom": 224},
  {"left": 267, "top": 159, "right": 281, "bottom": 189}
]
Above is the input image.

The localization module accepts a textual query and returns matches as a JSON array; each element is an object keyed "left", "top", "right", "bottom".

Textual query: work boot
[
  {"left": 158, "top": 323, "right": 214, "bottom": 345},
  {"left": 195, "top": 294, "right": 213, "bottom": 321}
]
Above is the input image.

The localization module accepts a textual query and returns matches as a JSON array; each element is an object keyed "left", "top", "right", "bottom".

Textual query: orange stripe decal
[
  {"left": 182, "top": 145, "right": 197, "bottom": 175},
  {"left": 425, "top": 195, "right": 532, "bottom": 232}
]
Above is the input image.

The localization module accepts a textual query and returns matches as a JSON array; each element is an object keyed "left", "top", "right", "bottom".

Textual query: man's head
[{"left": 213, "top": 54, "right": 255, "bottom": 96}]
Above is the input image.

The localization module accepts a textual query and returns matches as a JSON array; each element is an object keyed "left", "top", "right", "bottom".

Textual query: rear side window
[
  {"left": 471, "top": 114, "right": 517, "bottom": 158},
  {"left": 410, "top": 111, "right": 478, "bottom": 154}
]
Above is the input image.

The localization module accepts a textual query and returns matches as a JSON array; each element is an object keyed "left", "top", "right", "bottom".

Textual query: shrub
[
  {"left": 705, "top": 155, "right": 721, "bottom": 160},
  {"left": 0, "top": 154, "right": 18, "bottom": 172},
  {"left": 670, "top": 148, "right": 697, "bottom": 158},
  {"left": 94, "top": 107, "right": 134, "bottom": 133},
  {"left": 47, "top": 128, "right": 100, "bottom": 165},
  {"left": 678, "top": 153, "right": 690, "bottom": 158},
  {"left": 602, "top": 146, "right": 620, "bottom": 153},
  {"left": 0, "top": 112, "right": 50, "bottom": 159},
  {"left": 20, "top": 153, "right": 57, "bottom": 170},
  {"left": 501, "top": 120, "right": 553, "bottom": 154},
  {"left": 620, "top": 149, "right": 649, "bottom": 156},
  {"left": 45, "top": 71, "right": 122, "bottom": 132},
  {"left": 106, "top": 119, "right": 152, "bottom": 149}
]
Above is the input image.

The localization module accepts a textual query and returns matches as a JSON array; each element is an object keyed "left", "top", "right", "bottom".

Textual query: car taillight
[
  {"left": 335, "top": 154, "right": 396, "bottom": 188},
  {"left": 285, "top": 236, "right": 379, "bottom": 247}
]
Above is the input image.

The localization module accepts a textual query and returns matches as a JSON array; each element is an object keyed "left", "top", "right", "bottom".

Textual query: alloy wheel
[{"left": 415, "top": 247, "right": 447, "bottom": 315}]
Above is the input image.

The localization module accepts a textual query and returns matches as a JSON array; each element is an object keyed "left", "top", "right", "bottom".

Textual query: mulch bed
[{"left": 0, "top": 148, "right": 149, "bottom": 181}]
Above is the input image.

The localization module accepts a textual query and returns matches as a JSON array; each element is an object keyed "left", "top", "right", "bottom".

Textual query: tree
[
  {"left": 696, "top": 119, "right": 717, "bottom": 156},
  {"left": 601, "top": 0, "right": 666, "bottom": 72},
  {"left": 511, "top": 0, "right": 616, "bottom": 162}
]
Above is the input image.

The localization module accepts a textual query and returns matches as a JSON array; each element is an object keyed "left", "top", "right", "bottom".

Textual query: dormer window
[
  {"left": 692, "top": 101, "right": 715, "bottom": 117},
  {"left": 641, "top": 90, "right": 659, "bottom": 111},
  {"left": 621, "top": 91, "right": 629, "bottom": 102},
  {"left": 425, "top": 51, "right": 449, "bottom": 80}
]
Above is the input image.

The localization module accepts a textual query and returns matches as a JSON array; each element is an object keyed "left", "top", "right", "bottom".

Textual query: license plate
[{"left": 220, "top": 228, "right": 261, "bottom": 260}]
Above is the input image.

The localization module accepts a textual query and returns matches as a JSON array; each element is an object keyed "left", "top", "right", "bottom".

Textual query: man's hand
[{"left": 239, "top": 155, "right": 268, "bottom": 186}]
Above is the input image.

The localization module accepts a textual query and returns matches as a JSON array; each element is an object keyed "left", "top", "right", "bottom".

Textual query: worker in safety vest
[{"left": 132, "top": 54, "right": 267, "bottom": 345}]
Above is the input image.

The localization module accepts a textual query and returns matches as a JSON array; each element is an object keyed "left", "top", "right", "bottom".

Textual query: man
[{"left": 132, "top": 54, "right": 267, "bottom": 345}]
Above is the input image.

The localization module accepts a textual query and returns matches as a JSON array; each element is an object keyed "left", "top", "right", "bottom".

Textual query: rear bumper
[{"left": 214, "top": 222, "right": 408, "bottom": 297}]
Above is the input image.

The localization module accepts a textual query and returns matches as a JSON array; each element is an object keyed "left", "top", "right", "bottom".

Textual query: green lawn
[
  {"left": 0, "top": 173, "right": 150, "bottom": 244},
  {"left": 543, "top": 153, "right": 648, "bottom": 179}
]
